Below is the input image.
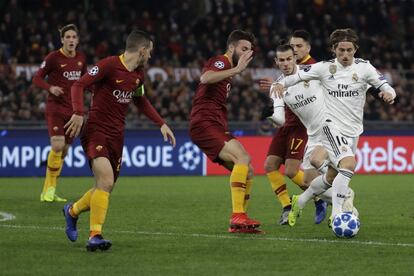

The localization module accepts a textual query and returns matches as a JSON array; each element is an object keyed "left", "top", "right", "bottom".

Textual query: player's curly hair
[
  {"left": 329, "top": 28, "right": 359, "bottom": 49},
  {"left": 227, "top": 30, "right": 256, "bottom": 48},
  {"left": 59, "top": 24, "right": 79, "bottom": 38}
]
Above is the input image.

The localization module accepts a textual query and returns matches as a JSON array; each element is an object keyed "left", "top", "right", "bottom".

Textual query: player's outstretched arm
[
  {"left": 160, "top": 124, "right": 176, "bottom": 147},
  {"left": 200, "top": 50, "right": 253, "bottom": 84}
]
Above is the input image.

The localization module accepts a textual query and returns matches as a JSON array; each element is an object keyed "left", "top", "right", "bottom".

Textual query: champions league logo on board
[{"left": 178, "top": 142, "right": 202, "bottom": 171}]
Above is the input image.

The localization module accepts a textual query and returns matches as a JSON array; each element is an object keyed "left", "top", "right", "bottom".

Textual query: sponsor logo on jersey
[
  {"left": 327, "top": 84, "right": 359, "bottom": 97},
  {"left": 88, "top": 66, "right": 99, "bottom": 76},
  {"left": 214, "top": 61, "right": 225, "bottom": 69},
  {"left": 112, "top": 89, "right": 134, "bottom": 103},
  {"left": 290, "top": 95, "right": 317, "bottom": 109},
  {"left": 63, "top": 71, "right": 82, "bottom": 80}
]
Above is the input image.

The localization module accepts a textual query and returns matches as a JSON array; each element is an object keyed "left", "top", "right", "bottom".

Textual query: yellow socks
[
  {"left": 90, "top": 188, "right": 110, "bottom": 235},
  {"left": 42, "top": 149, "right": 63, "bottom": 193},
  {"left": 243, "top": 178, "right": 253, "bottom": 211},
  {"left": 291, "top": 170, "right": 305, "bottom": 190},
  {"left": 71, "top": 188, "right": 95, "bottom": 217},
  {"left": 267, "top": 171, "right": 291, "bottom": 208},
  {"left": 230, "top": 164, "right": 248, "bottom": 213}
]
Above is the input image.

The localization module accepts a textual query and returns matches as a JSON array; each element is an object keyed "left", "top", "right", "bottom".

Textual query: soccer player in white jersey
[{"left": 272, "top": 29, "right": 396, "bottom": 224}]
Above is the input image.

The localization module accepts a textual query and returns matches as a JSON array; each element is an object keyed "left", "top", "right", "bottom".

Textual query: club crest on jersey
[
  {"left": 78, "top": 61, "right": 83, "bottom": 67},
  {"left": 329, "top": 64, "right": 337, "bottom": 80},
  {"left": 88, "top": 66, "right": 99, "bottom": 76},
  {"left": 214, "top": 61, "right": 225, "bottom": 69},
  {"left": 352, "top": 73, "right": 358, "bottom": 82}
]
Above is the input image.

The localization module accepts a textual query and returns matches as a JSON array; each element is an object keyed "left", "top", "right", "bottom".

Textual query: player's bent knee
[
  {"left": 338, "top": 156, "right": 356, "bottom": 172},
  {"left": 285, "top": 167, "right": 298, "bottom": 179}
]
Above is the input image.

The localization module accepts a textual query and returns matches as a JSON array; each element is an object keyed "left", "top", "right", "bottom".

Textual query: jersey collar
[{"left": 299, "top": 54, "right": 312, "bottom": 64}]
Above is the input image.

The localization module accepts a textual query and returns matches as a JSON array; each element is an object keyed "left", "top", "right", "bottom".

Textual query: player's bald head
[{"left": 126, "top": 29, "right": 152, "bottom": 52}]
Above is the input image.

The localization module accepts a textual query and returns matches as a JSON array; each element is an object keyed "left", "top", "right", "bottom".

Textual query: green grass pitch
[{"left": 0, "top": 175, "right": 413, "bottom": 275}]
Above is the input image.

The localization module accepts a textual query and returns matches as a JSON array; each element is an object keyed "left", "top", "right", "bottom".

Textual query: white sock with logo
[{"left": 331, "top": 169, "right": 354, "bottom": 218}]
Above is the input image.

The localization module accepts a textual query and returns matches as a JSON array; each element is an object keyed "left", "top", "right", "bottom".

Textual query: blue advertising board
[{"left": 0, "top": 129, "right": 206, "bottom": 177}]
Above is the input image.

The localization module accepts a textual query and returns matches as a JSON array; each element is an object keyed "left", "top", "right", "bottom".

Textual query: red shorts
[
  {"left": 45, "top": 111, "right": 74, "bottom": 144},
  {"left": 80, "top": 125, "right": 123, "bottom": 182},
  {"left": 267, "top": 125, "right": 308, "bottom": 160},
  {"left": 189, "top": 120, "right": 234, "bottom": 164}
]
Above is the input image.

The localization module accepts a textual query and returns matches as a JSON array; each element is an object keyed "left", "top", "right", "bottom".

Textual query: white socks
[
  {"left": 298, "top": 174, "right": 331, "bottom": 208},
  {"left": 331, "top": 169, "right": 354, "bottom": 218}
]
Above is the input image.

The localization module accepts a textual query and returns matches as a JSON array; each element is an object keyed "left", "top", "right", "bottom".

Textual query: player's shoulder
[
  {"left": 206, "top": 55, "right": 230, "bottom": 70},
  {"left": 76, "top": 51, "right": 87, "bottom": 60},
  {"left": 354, "top": 58, "right": 369, "bottom": 64},
  {"left": 44, "top": 50, "right": 60, "bottom": 60}
]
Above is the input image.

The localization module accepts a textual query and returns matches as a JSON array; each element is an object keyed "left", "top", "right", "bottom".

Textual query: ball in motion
[{"left": 332, "top": 212, "right": 360, "bottom": 238}]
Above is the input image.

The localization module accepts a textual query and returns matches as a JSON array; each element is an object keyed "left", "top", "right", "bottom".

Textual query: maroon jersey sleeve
[
  {"left": 202, "top": 56, "right": 231, "bottom": 74},
  {"left": 32, "top": 52, "right": 55, "bottom": 91},
  {"left": 71, "top": 58, "right": 110, "bottom": 115}
]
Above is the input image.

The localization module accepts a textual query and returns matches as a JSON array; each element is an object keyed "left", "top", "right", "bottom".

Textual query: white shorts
[{"left": 302, "top": 123, "right": 356, "bottom": 170}]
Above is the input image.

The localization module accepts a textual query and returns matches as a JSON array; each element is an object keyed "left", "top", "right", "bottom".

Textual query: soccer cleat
[
  {"left": 228, "top": 213, "right": 262, "bottom": 233},
  {"left": 343, "top": 188, "right": 359, "bottom": 216},
  {"left": 42, "top": 187, "right": 56, "bottom": 202},
  {"left": 40, "top": 193, "right": 45, "bottom": 202},
  {"left": 328, "top": 215, "right": 333, "bottom": 228},
  {"left": 314, "top": 199, "right": 328, "bottom": 224},
  {"left": 53, "top": 194, "right": 67, "bottom": 202},
  {"left": 229, "top": 213, "right": 261, "bottom": 228},
  {"left": 86, "top": 235, "right": 112, "bottom": 252},
  {"left": 63, "top": 203, "right": 78, "bottom": 242},
  {"left": 279, "top": 205, "right": 291, "bottom": 225},
  {"left": 288, "top": 195, "right": 302, "bottom": 227}
]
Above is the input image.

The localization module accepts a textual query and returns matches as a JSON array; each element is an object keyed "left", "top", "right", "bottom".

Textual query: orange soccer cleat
[{"left": 228, "top": 213, "right": 263, "bottom": 234}]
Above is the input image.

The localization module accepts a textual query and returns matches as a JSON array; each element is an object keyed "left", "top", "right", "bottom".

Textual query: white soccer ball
[{"left": 331, "top": 212, "right": 360, "bottom": 238}]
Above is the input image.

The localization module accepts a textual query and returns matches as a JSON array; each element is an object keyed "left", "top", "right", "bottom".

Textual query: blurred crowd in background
[{"left": 0, "top": 0, "right": 413, "bottom": 126}]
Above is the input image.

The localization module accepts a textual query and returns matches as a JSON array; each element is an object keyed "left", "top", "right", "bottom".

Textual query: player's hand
[
  {"left": 160, "top": 124, "right": 176, "bottom": 147},
  {"left": 64, "top": 114, "right": 84, "bottom": 138},
  {"left": 235, "top": 50, "right": 253, "bottom": 73},
  {"left": 49, "top": 86, "right": 64, "bottom": 96},
  {"left": 271, "top": 83, "right": 285, "bottom": 98},
  {"left": 259, "top": 77, "right": 273, "bottom": 92},
  {"left": 379, "top": 90, "right": 395, "bottom": 104}
]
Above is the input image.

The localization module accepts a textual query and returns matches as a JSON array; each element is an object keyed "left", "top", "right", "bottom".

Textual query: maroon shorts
[
  {"left": 189, "top": 120, "right": 234, "bottom": 164},
  {"left": 45, "top": 111, "right": 74, "bottom": 144},
  {"left": 81, "top": 125, "right": 123, "bottom": 182},
  {"left": 267, "top": 125, "right": 308, "bottom": 160}
]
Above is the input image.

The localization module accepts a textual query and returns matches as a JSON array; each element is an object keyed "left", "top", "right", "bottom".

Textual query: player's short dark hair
[
  {"left": 226, "top": 30, "right": 256, "bottom": 48},
  {"left": 276, "top": 44, "right": 294, "bottom": 54},
  {"left": 59, "top": 24, "right": 79, "bottom": 38},
  {"left": 126, "top": 29, "right": 152, "bottom": 52},
  {"left": 290, "top": 30, "right": 311, "bottom": 44},
  {"left": 329, "top": 28, "right": 359, "bottom": 49}
]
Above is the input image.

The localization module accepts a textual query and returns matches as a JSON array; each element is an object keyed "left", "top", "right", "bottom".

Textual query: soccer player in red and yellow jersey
[
  {"left": 33, "top": 24, "right": 87, "bottom": 202},
  {"left": 189, "top": 30, "right": 262, "bottom": 234},
  {"left": 260, "top": 30, "right": 327, "bottom": 225},
  {"left": 63, "top": 29, "right": 176, "bottom": 251}
]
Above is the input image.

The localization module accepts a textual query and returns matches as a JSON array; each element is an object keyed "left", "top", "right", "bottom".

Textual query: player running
[
  {"left": 272, "top": 29, "right": 396, "bottom": 225},
  {"left": 33, "top": 24, "right": 87, "bottom": 202},
  {"left": 63, "top": 29, "right": 176, "bottom": 251}
]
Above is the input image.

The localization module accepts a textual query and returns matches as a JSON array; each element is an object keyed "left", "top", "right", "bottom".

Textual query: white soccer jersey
[
  {"left": 281, "top": 68, "right": 326, "bottom": 135},
  {"left": 278, "top": 58, "right": 394, "bottom": 137}
]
